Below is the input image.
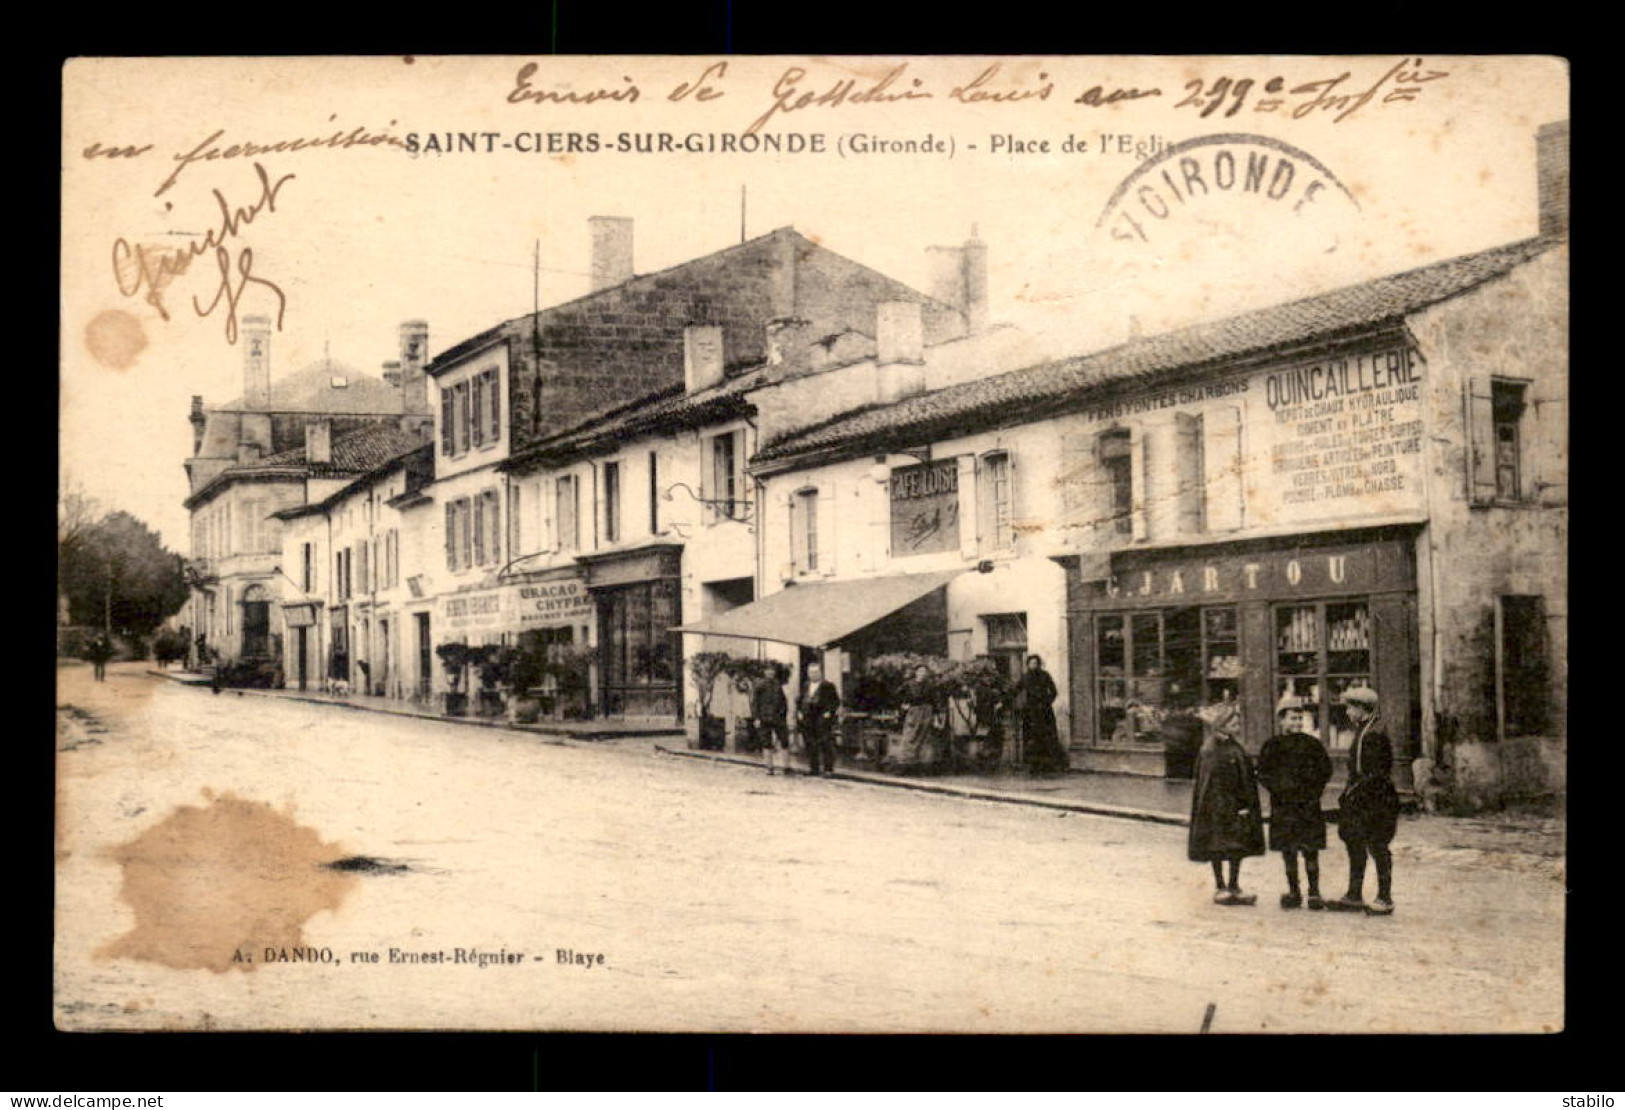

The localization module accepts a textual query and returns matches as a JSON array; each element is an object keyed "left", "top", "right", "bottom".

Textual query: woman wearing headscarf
[{"left": 1188, "top": 701, "right": 1266, "bottom": 905}]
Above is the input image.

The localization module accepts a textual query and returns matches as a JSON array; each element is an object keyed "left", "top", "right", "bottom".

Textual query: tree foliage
[{"left": 57, "top": 510, "right": 188, "bottom": 637}]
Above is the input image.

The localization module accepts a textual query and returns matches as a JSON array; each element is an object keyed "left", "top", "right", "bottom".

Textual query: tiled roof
[
  {"left": 217, "top": 360, "right": 405, "bottom": 414},
  {"left": 505, "top": 368, "right": 767, "bottom": 470},
  {"left": 251, "top": 422, "right": 427, "bottom": 477},
  {"left": 756, "top": 235, "right": 1562, "bottom": 465}
]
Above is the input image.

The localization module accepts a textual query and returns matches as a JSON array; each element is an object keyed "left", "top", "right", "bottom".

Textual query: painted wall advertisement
[
  {"left": 889, "top": 460, "right": 961, "bottom": 556},
  {"left": 440, "top": 578, "right": 594, "bottom": 634}
]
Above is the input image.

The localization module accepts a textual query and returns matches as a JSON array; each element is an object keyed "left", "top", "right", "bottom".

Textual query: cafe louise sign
[{"left": 889, "top": 460, "right": 961, "bottom": 557}]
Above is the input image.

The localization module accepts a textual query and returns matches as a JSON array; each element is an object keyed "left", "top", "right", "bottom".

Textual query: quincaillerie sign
[
  {"left": 890, "top": 460, "right": 960, "bottom": 556},
  {"left": 1080, "top": 539, "right": 1415, "bottom": 607}
]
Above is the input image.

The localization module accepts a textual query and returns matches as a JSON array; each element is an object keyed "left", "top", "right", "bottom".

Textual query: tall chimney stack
[
  {"left": 590, "top": 216, "right": 635, "bottom": 291},
  {"left": 242, "top": 315, "right": 272, "bottom": 409},
  {"left": 305, "top": 420, "right": 332, "bottom": 465},
  {"left": 925, "top": 230, "right": 990, "bottom": 334},
  {"left": 683, "top": 325, "right": 725, "bottom": 393},
  {"left": 398, "top": 320, "right": 430, "bottom": 415},
  {"left": 1536, "top": 120, "right": 1569, "bottom": 238},
  {"left": 876, "top": 301, "right": 925, "bottom": 403}
]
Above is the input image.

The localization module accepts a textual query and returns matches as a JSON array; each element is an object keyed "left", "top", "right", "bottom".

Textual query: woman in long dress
[
  {"left": 1019, "top": 655, "right": 1068, "bottom": 773},
  {"left": 897, "top": 665, "right": 940, "bottom": 770}
]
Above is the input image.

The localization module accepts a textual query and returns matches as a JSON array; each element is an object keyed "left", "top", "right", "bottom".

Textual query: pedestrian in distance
[
  {"left": 1188, "top": 702, "right": 1265, "bottom": 906},
  {"left": 799, "top": 663, "right": 842, "bottom": 777},
  {"left": 1326, "top": 686, "right": 1400, "bottom": 916},
  {"left": 85, "top": 634, "right": 114, "bottom": 682},
  {"left": 1018, "top": 654, "right": 1068, "bottom": 773},
  {"left": 751, "top": 664, "right": 791, "bottom": 777},
  {"left": 1257, "top": 695, "right": 1334, "bottom": 910}
]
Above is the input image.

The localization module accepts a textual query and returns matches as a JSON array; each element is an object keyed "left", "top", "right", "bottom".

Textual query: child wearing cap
[
  {"left": 1187, "top": 702, "right": 1266, "bottom": 906},
  {"left": 1258, "top": 696, "right": 1334, "bottom": 909},
  {"left": 1328, "top": 685, "right": 1400, "bottom": 916}
]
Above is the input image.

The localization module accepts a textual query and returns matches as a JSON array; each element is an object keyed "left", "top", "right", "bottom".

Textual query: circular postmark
[{"left": 1095, "top": 133, "right": 1361, "bottom": 248}]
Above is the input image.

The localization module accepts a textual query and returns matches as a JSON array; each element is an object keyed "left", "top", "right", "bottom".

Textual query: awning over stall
[{"left": 672, "top": 569, "right": 964, "bottom": 648}]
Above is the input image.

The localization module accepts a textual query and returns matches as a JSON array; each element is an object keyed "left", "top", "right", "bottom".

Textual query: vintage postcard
[{"left": 58, "top": 55, "right": 1567, "bottom": 1032}]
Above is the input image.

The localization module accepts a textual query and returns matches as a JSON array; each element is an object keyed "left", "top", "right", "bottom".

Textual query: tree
[{"left": 58, "top": 510, "right": 188, "bottom": 639}]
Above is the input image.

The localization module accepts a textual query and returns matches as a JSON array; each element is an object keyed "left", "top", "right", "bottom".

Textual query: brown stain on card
[
  {"left": 97, "top": 793, "right": 357, "bottom": 973},
  {"left": 85, "top": 309, "right": 148, "bottom": 370}
]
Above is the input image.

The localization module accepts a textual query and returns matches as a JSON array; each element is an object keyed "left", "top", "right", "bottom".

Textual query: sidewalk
[
  {"left": 147, "top": 669, "right": 684, "bottom": 740},
  {"left": 146, "top": 668, "right": 1563, "bottom": 865}
]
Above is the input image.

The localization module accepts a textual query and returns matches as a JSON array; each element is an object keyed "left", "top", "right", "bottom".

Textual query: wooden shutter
[
  {"left": 1465, "top": 375, "right": 1497, "bottom": 506},
  {"left": 958, "top": 455, "right": 978, "bottom": 559},
  {"left": 487, "top": 490, "right": 501, "bottom": 566},
  {"left": 441, "top": 389, "right": 454, "bottom": 455},
  {"left": 445, "top": 502, "right": 457, "bottom": 570},
  {"left": 1176, "top": 412, "right": 1205, "bottom": 534},
  {"left": 819, "top": 482, "right": 837, "bottom": 573},
  {"left": 471, "top": 376, "right": 485, "bottom": 446},
  {"left": 1533, "top": 393, "right": 1568, "bottom": 507},
  {"left": 1203, "top": 406, "right": 1244, "bottom": 532},
  {"left": 489, "top": 370, "right": 502, "bottom": 442},
  {"left": 473, "top": 496, "right": 486, "bottom": 565}
]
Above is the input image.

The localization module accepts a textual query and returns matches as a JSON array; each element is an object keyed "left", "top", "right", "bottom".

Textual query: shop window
[
  {"left": 603, "top": 461, "right": 621, "bottom": 543},
  {"left": 1100, "top": 429, "right": 1133, "bottom": 536},
  {"left": 1274, "top": 599, "right": 1372, "bottom": 752},
  {"left": 1497, "top": 595, "right": 1551, "bottom": 738},
  {"left": 600, "top": 579, "right": 680, "bottom": 717},
  {"left": 1096, "top": 607, "right": 1230, "bottom": 745},
  {"left": 978, "top": 451, "right": 1014, "bottom": 553}
]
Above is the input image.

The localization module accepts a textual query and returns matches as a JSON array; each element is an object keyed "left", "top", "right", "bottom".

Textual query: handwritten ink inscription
[{"left": 111, "top": 162, "right": 293, "bottom": 344}]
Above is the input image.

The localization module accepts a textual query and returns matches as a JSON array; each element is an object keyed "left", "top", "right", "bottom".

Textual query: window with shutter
[
  {"left": 978, "top": 452, "right": 1014, "bottom": 553},
  {"left": 473, "top": 495, "right": 486, "bottom": 566},
  {"left": 603, "top": 461, "right": 621, "bottom": 543},
  {"left": 557, "top": 476, "right": 578, "bottom": 552},
  {"left": 486, "top": 489, "right": 501, "bottom": 566},
  {"left": 455, "top": 382, "right": 471, "bottom": 455},
  {"left": 1175, "top": 412, "right": 1205, "bottom": 535},
  {"left": 1202, "top": 406, "right": 1244, "bottom": 532},
  {"left": 1099, "top": 429, "right": 1134, "bottom": 536},
  {"left": 459, "top": 498, "right": 473, "bottom": 569},
  {"left": 445, "top": 503, "right": 457, "bottom": 570},
  {"left": 487, "top": 369, "right": 502, "bottom": 442},
  {"left": 441, "top": 388, "right": 455, "bottom": 455},
  {"left": 471, "top": 375, "right": 485, "bottom": 446}
]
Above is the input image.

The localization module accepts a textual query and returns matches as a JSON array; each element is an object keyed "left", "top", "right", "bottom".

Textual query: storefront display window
[
  {"left": 1274, "top": 599, "right": 1371, "bottom": 751},
  {"left": 600, "top": 579, "right": 680, "bottom": 717},
  {"left": 1097, "top": 606, "right": 1234, "bottom": 745}
]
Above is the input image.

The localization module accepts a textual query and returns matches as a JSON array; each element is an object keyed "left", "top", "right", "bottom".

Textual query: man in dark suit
[
  {"left": 799, "top": 663, "right": 842, "bottom": 777},
  {"left": 1327, "top": 686, "right": 1401, "bottom": 916}
]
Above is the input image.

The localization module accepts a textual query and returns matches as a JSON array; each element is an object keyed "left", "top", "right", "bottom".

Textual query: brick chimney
[
  {"left": 1536, "top": 120, "right": 1569, "bottom": 237},
  {"left": 876, "top": 301, "right": 925, "bottom": 403},
  {"left": 589, "top": 216, "right": 634, "bottom": 291},
  {"left": 925, "top": 229, "right": 990, "bottom": 333},
  {"left": 305, "top": 420, "right": 332, "bottom": 465},
  {"left": 398, "top": 320, "right": 430, "bottom": 415},
  {"left": 683, "top": 325, "right": 725, "bottom": 393},
  {"left": 242, "top": 315, "right": 272, "bottom": 409}
]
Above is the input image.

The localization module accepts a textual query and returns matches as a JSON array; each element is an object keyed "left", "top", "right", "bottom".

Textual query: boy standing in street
[{"left": 1258, "top": 696, "right": 1334, "bottom": 910}]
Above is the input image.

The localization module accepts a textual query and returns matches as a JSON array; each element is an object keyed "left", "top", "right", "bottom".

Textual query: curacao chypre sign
[{"left": 440, "top": 577, "right": 595, "bottom": 633}]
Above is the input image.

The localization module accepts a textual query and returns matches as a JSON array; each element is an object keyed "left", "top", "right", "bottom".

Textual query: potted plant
[
  {"left": 686, "top": 651, "right": 733, "bottom": 750},
  {"left": 950, "top": 657, "right": 1014, "bottom": 770},
  {"left": 548, "top": 644, "right": 596, "bottom": 719},
  {"left": 436, "top": 641, "right": 472, "bottom": 716},
  {"left": 504, "top": 643, "right": 547, "bottom": 724},
  {"left": 863, "top": 653, "right": 958, "bottom": 773}
]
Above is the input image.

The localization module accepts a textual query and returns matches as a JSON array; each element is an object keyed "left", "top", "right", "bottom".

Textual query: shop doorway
[
  {"left": 295, "top": 627, "right": 309, "bottom": 691},
  {"left": 241, "top": 585, "right": 271, "bottom": 657},
  {"left": 379, "top": 618, "right": 391, "bottom": 697}
]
